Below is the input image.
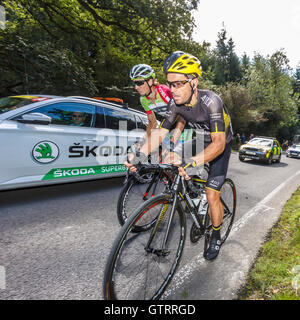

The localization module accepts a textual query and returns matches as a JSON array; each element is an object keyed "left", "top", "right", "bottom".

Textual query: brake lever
[
  {"left": 181, "top": 176, "right": 187, "bottom": 195},
  {"left": 123, "top": 168, "right": 130, "bottom": 184}
]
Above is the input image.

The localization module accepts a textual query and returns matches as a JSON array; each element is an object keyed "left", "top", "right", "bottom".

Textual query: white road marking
[
  {"left": 0, "top": 266, "right": 6, "bottom": 290},
  {"left": 162, "top": 170, "right": 300, "bottom": 298}
]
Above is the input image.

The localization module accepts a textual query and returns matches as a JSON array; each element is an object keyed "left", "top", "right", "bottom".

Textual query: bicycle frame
[
  {"left": 142, "top": 168, "right": 166, "bottom": 200},
  {"left": 144, "top": 173, "right": 206, "bottom": 255}
]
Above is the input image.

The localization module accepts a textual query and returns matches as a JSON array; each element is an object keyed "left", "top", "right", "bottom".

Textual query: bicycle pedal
[{"left": 145, "top": 247, "right": 170, "bottom": 257}]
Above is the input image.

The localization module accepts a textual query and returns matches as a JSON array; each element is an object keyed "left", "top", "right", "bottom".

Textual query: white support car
[
  {"left": 0, "top": 95, "right": 148, "bottom": 191},
  {"left": 286, "top": 144, "right": 300, "bottom": 159}
]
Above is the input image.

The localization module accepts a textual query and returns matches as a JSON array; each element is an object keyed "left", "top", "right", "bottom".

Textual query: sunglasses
[
  {"left": 132, "top": 80, "right": 147, "bottom": 87},
  {"left": 166, "top": 78, "right": 193, "bottom": 89},
  {"left": 72, "top": 115, "right": 84, "bottom": 118}
]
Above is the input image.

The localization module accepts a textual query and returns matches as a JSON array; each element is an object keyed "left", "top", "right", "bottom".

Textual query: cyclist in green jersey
[{"left": 129, "top": 64, "right": 192, "bottom": 151}]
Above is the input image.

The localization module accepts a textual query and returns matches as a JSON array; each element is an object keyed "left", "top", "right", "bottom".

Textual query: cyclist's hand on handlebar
[
  {"left": 125, "top": 153, "right": 137, "bottom": 173},
  {"left": 162, "top": 152, "right": 190, "bottom": 179},
  {"left": 162, "top": 151, "right": 182, "bottom": 166},
  {"left": 179, "top": 159, "right": 198, "bottom": 180},
  {"left": 178, "top": 166, "right": 190, "bottom": 180},
  {"left": 125, "top": 151, "right": 148, "bottom": 173}
]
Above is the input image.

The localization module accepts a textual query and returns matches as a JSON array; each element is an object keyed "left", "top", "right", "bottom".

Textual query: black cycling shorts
[
  {"left": 173, "top": 140, "right": 231, "bottom": 192},
  {"left": 206, "top": 142, "right": 231, "bottom": 192}
]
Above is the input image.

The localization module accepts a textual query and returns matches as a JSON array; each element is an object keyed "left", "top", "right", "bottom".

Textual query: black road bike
[
  {"left": 117, "top": 163, "right": 209, "bottom": 231},
  {"left": 104, "top": 163, "right": 236, "bottom": 300}
]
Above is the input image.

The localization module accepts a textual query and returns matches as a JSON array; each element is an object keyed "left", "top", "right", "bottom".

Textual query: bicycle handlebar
[
  {"left": 124, "top": 162, "right": 178, "bottom": 184},
  {"left": 134, "top": 162, "right": 179, "bottom": 172},
  {"left": 125, "top": 162, "right": 205, "bottom": 197}
]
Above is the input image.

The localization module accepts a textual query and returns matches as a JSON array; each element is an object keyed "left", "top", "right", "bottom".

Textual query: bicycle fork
[
  {"left": 143, "top": 168, "right": 164, "bottom": 200},
  {"left": 144, "top": 175, "right": 181, "bottom": 257}
]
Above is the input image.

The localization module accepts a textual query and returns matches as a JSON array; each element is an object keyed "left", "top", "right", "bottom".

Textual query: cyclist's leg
[{"left": 204, "top": 142, "right": 231, "bottom": 260}]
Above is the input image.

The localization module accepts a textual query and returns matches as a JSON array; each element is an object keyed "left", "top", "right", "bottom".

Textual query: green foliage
[
  {"left": 218, "top": 83, "right": 252, "bottom": 133},
  {"left": 246, "top": 51, "right": 299, "bottom": 138},
  {"left": 240, "top": 188, "right": 300, "bottom": 300},
  {"left": 213, "top": 27, "right": 241, "bottom": 85},
  {"left": 0, "top": 0, "right": 201, "bottom": 104},
  {"left": 0, "top": 0, "right": 298, "bottom": 141}
]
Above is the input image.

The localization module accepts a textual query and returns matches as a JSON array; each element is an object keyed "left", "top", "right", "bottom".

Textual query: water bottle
[
  {"left": 191, "top": 197, "right": 201, "bottom": 208},
  {"left": 198, "top": 193, "right": 208, "bottom": 220}
]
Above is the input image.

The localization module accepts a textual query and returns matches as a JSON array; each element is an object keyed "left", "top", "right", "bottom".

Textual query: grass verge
[{"left": 239, "top": 186, "right": 300, "bottom": 300}]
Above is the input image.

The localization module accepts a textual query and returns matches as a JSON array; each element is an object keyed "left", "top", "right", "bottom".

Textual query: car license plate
[
  {"left": 246, "top": 151, "right": 256, "bottom": 155},
  {"left": 291, "top": 152, "right": 298, "bottom": 156}
]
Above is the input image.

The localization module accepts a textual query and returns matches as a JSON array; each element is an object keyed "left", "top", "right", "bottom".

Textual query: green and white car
[{"left": 0, "top": 95, "right": 148, "bottom": 191}]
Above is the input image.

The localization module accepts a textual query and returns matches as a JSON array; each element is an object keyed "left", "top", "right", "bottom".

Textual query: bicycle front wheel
[
  {"left": 117, "top": 168, "right": 171, "bottom": 230},
  {"left": 104, "top": 193, "right": 186, "bottom": 300}
]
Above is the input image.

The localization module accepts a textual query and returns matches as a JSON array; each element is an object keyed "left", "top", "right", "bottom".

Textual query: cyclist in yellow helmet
[
  {"left": 126, "top": 51, "right": 233, "bottom": 260},
  {"left": 129, "top": 63, "right": 191, "bottom": 156}
]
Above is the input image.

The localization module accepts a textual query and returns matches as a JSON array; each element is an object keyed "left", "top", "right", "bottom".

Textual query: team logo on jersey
[
  {"left": 32, "top": 141, "right": 59, "bottom": 164},
  {"left": 201, "top": 95, "right": 213, "bottom": 107}
]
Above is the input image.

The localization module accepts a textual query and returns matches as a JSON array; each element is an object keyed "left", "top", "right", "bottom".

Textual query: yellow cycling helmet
[{"left": 163, "top": 51, "right": 202, "bottom": 77}]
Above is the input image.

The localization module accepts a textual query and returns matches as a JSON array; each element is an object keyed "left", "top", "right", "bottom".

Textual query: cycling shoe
[{"left": 204, "top": 237, "right": 221, "bottom": 261}]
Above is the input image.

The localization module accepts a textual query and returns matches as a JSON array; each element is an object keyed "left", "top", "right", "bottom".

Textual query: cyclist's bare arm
[
  {"left": 170, "top": 116, "right": 186, "bottom": 145},
  {"left": 193, "top": 132, "right": 226, "bottom": 165},
  {"left": 141, "top": 127, "right": 169, "bottom": 155},
  {"left": 145, "top": 112, "right": 158, "bottom": 139},
  {"left": 179, "top": 132, "right": 226, "bottom": 178},
  {"left": 126, "top": 127, "right": 169, "bottom": 171}
]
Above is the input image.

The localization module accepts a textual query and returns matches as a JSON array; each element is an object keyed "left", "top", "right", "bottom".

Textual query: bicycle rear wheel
[
  {"left": 117, "top": 168, "right": 171, "bottom": 231},
  {"left": 104, "top": 194, "right": 186, "bottom": 300},
  {"left": 203, "top": 178, "right": 237, "bottom": 254},
  {"left": 219, "top": 178, "right": 236, "bottom": 244}
]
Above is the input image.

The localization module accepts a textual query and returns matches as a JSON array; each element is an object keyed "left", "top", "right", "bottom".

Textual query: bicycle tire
[
  {"left": 203, "top": 178, "right": 237, "bottom": 254},
  {"left": 104, "top": 193, "right": 186, "bottom": 300},
  {"left": 219, "top": 178, "right": 237, "bottom": 244},
  {"left": 117, "top": 168, "right": 172, "bottom": 231}
]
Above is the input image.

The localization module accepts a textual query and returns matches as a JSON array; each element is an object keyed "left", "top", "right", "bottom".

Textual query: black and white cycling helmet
[{"left": 129, "top": 64, "right": 155, "bottom": 80}]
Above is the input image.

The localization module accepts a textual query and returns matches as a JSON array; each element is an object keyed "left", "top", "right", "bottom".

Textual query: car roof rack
[
  {"left": 67, "top": 96, "right": 146, "bottom": 117},
  {"left": 256, "top": 136, "right": 277, "bottom": 140},
  {"left": 67, "top": 95, "right": 128, "bottom": 108},
  {"left": 93, "top": 97, "right": 130, "bottom": 109}
]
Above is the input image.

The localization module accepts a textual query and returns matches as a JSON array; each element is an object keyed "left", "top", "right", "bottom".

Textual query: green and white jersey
[{"left": 140, "top": 85, "right": 192, "bottom": 143}]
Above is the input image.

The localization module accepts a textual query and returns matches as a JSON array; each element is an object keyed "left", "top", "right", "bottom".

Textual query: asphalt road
[{"left": 0, "top": 152, "right": 299, "bottom": 300}]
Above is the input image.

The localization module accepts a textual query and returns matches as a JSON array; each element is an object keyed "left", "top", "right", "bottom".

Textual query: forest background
[{"left": 0, "top": 0, "right": 299, "bottom": 142}]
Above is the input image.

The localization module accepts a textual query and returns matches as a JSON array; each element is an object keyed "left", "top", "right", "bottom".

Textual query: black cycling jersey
[
  {"left": 160, "top": 89, "right": 233, "bottom": 147},
  {"left": 160, "top": 89, "right": 233, "bottom": 192}
]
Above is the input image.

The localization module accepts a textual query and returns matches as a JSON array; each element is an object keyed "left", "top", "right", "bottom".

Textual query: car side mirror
[{"left": 15, "top": 112, "right": 52, "bottom": 125}]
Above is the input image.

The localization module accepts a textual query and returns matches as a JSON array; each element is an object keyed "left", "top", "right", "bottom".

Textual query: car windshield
[
  {"left": 290, "top": 145, "right": 300, "bottom": 150},
  {"left": 248, "top": 138, "right": 273, "bottom": 147},
  {"left": 0, "top": 96, "right": 49, "bottom": 115}
]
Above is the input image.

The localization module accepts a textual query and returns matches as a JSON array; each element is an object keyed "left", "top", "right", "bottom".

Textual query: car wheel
[
  {"left": 239, "top": 155, "right": 245, "bottom": 162},
  {"left": 266, "top": 153, "right": 273, "bottom": 164},
  {"left": 276, "top": 154, "right": 281, "bottom": 163}
]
